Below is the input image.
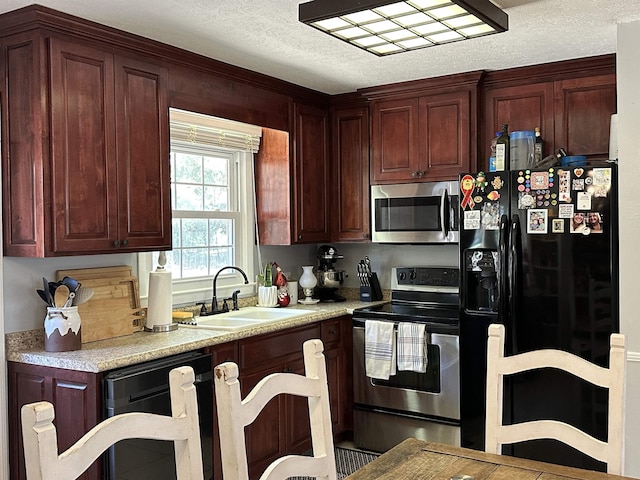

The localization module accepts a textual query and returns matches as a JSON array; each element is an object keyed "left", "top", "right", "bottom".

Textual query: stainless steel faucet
[{"left": 211, "top": 266, "right": 249, "bottom": 313}]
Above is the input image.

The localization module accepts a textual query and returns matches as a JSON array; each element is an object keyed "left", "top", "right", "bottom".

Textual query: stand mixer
[{"left": 315, "top": 245, "right": 346, "bottom": 302}]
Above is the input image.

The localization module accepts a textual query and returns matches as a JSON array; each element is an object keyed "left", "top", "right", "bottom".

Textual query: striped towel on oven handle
[
  {"left": 364, "top": 320, "right": 396, "bottom": 380},
  {"left": 397, "top": 322, "right": 427, "bottom": 373}
]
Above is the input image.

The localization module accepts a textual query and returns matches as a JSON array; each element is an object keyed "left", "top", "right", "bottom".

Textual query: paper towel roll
[{"left": 146, "top": 269, "right": 173, "bottom": 331}]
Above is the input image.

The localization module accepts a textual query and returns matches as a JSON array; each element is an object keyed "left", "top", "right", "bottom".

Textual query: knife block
[{"left": 360, "top": 272, "right": 383, "bottom": 302}]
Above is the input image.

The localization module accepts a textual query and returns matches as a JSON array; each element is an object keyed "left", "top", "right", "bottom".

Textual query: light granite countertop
[{"left": 5, "top": 300, "right": 386, "bottom": 373}]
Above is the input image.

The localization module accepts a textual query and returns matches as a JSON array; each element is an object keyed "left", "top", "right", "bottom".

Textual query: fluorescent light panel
[{"left": 299, "top": 0, "right": 508, "bottom": 56}]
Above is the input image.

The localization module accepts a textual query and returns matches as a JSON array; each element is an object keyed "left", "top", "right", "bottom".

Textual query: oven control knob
[
  {"left": 399, "top": 271, "right": 407, "bottom": 281},
  {"left": 409, "top": 270, "right": 417, "bottom": 280}
]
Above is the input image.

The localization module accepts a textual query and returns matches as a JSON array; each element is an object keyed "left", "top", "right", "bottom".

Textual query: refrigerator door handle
[
  {"left": 498, "top": 214, "right": 510, "bottom": 325},
  {"left": 440, "top": 189, "right": 449, "bottom": 238},
  {"left": 508, "top": 214, "right": 521, "bottom": 354}
]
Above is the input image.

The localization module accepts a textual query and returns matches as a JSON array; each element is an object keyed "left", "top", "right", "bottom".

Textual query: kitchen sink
[{"left": 179, "top": 306, "right": 314, "bottom": 331}]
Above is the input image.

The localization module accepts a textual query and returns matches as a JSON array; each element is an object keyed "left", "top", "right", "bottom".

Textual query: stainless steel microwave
[{"left": 371, "top": 182, "right": 459, "bottom": 244}]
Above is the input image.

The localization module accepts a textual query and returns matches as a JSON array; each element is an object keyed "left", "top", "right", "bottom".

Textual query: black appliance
[
  {"left": 103, "top": 351, "right": 213, "bottom": 479},
  {"left": 458, "top": 164, "right": 619, "bottom": 472},
  {"left": 352, "top": 267, "right": 460, "bottom": 452},
  {"left": 315, "top": 245, "right": 346, "bottom": 302}
]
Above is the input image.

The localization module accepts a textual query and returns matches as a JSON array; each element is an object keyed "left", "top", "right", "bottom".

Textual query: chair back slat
[
  {"left": 485, "top": 323, "right": 626, "bottom": 475},
  {"left": 21, "top": 366, "right": 204, "bottom": 480},
  {"left": 214, "top": 338, "right": 337, "bottom": 480}
]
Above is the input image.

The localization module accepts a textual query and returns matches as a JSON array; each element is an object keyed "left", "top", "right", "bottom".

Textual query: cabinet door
[
  {"left": 49, "top": 38, "right": 119, "bottom": 254},
  {"left": 286, "top": 356, "right": 313, "bottom": 452},
  {"left": 321, "top": 316, "right": 353, "bottom": 436},
  {"left": 2, "top": 31, "right": 48, "bottom": 257},
  {"left": 371, "top": 98, "right": 420, "bottom": 183},
  {"left": 242, "top": 363, "right": 285, "bottom": 478},
  {"left": 293, "top": 103, "right": 330, "bottom": 243},
  {"left": 114, "top": 55, "right": 171, "bottom": 251},
  {"left": 331, "top": 107, "right": 370, "bottom": 242},
  {"left": 482, "top": 82, "right": 554, "bottom": 170},
  {"left": 8, "top": 362, "right": 102, "bottom": 480},
  {"left": 419, "top": 90, "right": 473, "bottom": 180},
  {"left": 554, "top": 74, "right": 617, "bottom": 159}
]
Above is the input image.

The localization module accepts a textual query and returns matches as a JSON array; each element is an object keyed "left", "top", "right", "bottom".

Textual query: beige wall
[{"left": 617, "top": 19, "right": 640, "bottom": 477}]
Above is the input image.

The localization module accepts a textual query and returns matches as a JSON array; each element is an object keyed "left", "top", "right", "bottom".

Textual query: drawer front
[
  {"left": 239, "top": 324, "right": 320, "bottom": 369},
  {"left": 320, "top": 318, "right": 342, "bottom": 347}
]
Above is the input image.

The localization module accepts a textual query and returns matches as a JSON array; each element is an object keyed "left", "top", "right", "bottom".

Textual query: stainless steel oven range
[{"left": 352, "top": 266, "right": 460, "bottom": 453}]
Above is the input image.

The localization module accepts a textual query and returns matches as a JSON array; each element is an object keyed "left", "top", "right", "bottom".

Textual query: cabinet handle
[
  {"left": 298, "top": 234, "right": 302, "bottom": 240},
  {"left": 122, "top": 239, "right": 128, "bottom": 246},
  {"left": 411, "top": 171, "right": 418, "bottom": 177},
  {"left": 417, "top": 170, "right": 425, "bottom": 178},
  {"left": 329, "top": 329, "right": 336, "bottom": 335},
  {"left": 113, "top": 240, "right": 120, "bottom": 248}
]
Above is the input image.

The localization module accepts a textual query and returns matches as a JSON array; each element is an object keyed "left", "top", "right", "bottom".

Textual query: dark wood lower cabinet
[
  {"left": 7, "top": 362, "right": 102, "bottom": 480},
  {"left": 211, "top": 318, "right": 352, "bottom": 480},
  {"left": 6, "top": 318, "right": 353, "bottom": 480}
]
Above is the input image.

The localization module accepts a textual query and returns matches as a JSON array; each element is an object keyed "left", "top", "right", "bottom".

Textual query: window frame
[{"left": 138, "top": 144, "right": 256, "bottom": 307}]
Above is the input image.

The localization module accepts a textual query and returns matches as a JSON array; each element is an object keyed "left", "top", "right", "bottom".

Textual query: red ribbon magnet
[{"left": 460, "top": 175, "right": 476, "bottom": 210}]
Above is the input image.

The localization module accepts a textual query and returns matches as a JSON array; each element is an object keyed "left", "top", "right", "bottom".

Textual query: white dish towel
[
  {"left": 365, "top": 320, "right": 396, "bottom": 380},
  {"left": 397, "top": 322, "right": 428, "bottom": 373}
]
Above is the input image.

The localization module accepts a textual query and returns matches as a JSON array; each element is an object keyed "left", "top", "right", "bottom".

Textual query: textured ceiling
[{"left": 2, "top": 1, "right": 640, "bottom": 94}]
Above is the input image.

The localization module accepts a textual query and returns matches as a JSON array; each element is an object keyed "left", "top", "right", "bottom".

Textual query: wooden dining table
[{"left": 345, "top": 438, "right": 636, "bottom": 480}]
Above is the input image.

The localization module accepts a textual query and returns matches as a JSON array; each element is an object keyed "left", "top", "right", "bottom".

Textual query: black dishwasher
[{"left": 103, "top": 351, "right": 213, "bottom": 480}]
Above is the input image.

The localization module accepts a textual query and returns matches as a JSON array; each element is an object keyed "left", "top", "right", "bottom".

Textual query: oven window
[
  {"left": 374, "top": 197, "right": 441, "bottom": 232},
  {"left": 372, "top": 343, "right": 441, "bottom": 393}
]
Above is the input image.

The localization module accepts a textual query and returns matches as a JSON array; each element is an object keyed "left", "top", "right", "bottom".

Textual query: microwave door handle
[{"left": 440, "top": 189, "right": 449, "bottom": 238}]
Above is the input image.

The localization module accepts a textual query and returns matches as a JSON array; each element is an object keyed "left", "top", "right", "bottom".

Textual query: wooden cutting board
[{"left": 56, "top": 266, "right": 146, "bottom": 343}]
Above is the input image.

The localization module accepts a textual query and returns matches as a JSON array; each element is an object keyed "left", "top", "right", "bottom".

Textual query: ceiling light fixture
[{"left": 299, "top": 0, "right": 508, "bottom": 56}]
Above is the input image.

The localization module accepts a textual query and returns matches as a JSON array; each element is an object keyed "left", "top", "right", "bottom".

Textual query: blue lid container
[{"left": 561, "top": 155, "right": 587, "bottom": 166}]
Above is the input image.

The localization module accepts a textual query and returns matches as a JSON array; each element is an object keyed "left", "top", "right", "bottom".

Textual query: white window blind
[{"left": 169, "top": 108, "right": 262, "bottom": 153}]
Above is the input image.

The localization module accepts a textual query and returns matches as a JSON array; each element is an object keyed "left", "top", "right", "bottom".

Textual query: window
[
  {"left": 170, "top": 147, "right": 238, "bottom": 279},
  {"left": 139, "top": 110, "right": 261, "bottom": 306}
]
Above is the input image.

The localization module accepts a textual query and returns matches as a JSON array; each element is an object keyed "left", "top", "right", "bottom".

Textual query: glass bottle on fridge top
[
  {"left": 495, "top": 123, "right": 510, "bottom": 171},
  {"left": 489, "top": 132, "right": 500, "bottom": 172},
  {"left": 534, "top": 126, "right": 544, "bottom": 164}
]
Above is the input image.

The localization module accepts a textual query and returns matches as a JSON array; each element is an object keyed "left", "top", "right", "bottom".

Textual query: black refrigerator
[{"left": 458, "top": 164, "right": 619, "bottom": 472}]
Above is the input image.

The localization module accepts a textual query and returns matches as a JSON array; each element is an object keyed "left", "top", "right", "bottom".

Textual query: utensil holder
[{"left": 44, "top": 306, "right": 82, "bottom": 352}]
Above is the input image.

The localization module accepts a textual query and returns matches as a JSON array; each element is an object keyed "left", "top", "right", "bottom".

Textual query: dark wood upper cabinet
[
  {"left": 365, "top": 72, "right": 481, "bottom": 184},
  {"left": 254, "top": 103, "right": 331, "bottom": 246},
  {"left": 2, "top": 31, "right": 170, "bottom": 256},
  {"left": 554, "top": 74, "right": 617, "bottom": 159},
  {"left": 292, "top": 102, "right": 330, "bottom": 243},
  {"left": 331, "top": 105, "right": 370, "bottom": 242},
  {"left": 481, "top": 55, "right": 616, "bottom": 169}
]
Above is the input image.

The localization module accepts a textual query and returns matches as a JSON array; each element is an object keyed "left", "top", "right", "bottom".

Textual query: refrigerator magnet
[
  {"left": 463, "top": 210, "right": 481, "bottom": 230},
  {"left": 552, "top": 219, "right": 565, "bottom": 233},
  {"left": 577, "top": 191, "right": 592, "bottom": 210},
  {"left": 527, "top": 209, "right": 548, "bottom": 234}
]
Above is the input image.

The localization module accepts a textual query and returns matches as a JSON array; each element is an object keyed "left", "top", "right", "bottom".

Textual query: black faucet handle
[
  {"left": 196, "top": 302, "right": 207, "bottom": 315},
  {"left": 231, "top": 289, "right": 240, "bottom": 310},
  {"left": 221, "top": 298, "right": 230, "bottom": 312}
]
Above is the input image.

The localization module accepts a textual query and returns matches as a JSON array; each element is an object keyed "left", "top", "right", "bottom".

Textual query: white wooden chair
[
  {"left": 214, "top": 338, "right": 337, "bottom": 480},
  {"left": 21, "top": 366, "right": 204, "bottom": 480},
  {"left": 485, "top": 323, "right": 626, "bottom": 475}
]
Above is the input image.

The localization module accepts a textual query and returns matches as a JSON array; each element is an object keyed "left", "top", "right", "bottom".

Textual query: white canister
[{"left": 44, "top": 306, "right": 82, "bottom": 352}]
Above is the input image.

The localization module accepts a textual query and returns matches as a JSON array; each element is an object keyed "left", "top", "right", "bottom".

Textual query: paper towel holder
[{"left": 145, "top": 251, "right": 178, "bottom": 332}]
